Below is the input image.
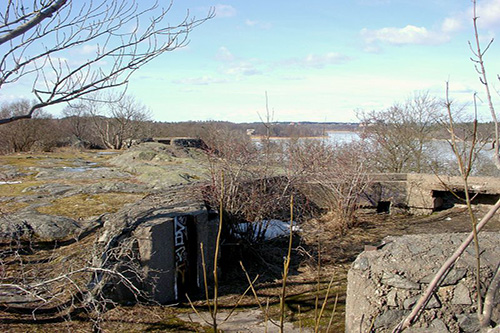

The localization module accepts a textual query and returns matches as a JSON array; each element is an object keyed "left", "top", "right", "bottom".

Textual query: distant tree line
[
  {"left": 0, "top": 96, "right": 359, "bottom": 154},
  {"left": 2, "top": 91, "right": 498, "bottom": 178}
]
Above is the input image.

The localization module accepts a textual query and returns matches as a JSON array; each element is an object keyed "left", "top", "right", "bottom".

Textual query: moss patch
[{"left": 36, "top": 192, "right": 144, "bottom": 219}]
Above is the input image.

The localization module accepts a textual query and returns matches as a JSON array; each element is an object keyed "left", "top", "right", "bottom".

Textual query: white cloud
[
  {"left": 281, "top": 52, "right": 351, "bottom": 68},
  {"left": 173, "top": 76, "right": 228, "bottom": 85},
  {"left": 245, "top": 19, "right": 272, "bottom": 29},
  {"left": 214, "top": 47, "right": 262, "bottom": 76},
  {"left": 245, "top": 19, "right": 258, "bottom": 26},
  {"left": 441, "top": 17, "right": 463, "bottom": 33},
  {"left": 361, "top": 25, "right": 450, "bottom": 46},
  {"left": 476, "top": 0, "right": 500, "bottom": 29},
  {"left": 439, "top": 0, "right": 500, "bottom": 36},
  {"left": 215, "top": 4, "right": 236, "bottom": 18},
  {"left": 356, "top": 0, "right": 391, "bottom": 5},
  {"left": 215, "top": 46, "right": 235, "bottom": 62},
  {"left": 223, "top": 62, "right": 262, "bottom": 76},
  {"left": 81, "top": 44, "right": 98, "bottom": 55}
]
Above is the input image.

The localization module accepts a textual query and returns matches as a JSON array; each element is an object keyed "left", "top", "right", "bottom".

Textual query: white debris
[
  {"left": 0, "top": 181, "right": 21, "bottom": 185},
  {"left": 235, "top": 219, "right": 300, "bottom": 240}
]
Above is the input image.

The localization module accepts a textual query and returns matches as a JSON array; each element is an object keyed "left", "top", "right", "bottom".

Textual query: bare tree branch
[
  {"left": 0, "top": 0, "right": 68, "bottom": 45},
  {"left": 0, "top": 0, "right": 214, "bottom": 125}
]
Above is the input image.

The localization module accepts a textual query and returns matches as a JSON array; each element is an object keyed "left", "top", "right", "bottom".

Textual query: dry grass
[
  {"left": 36, "top": 192, "right": 145, "bottom": 219},
  {"left": 0, "top": 180, "right": 40, "bottom": 197},
  {"left": 0, "top": 201, "right": 30, "bottom": 215}
]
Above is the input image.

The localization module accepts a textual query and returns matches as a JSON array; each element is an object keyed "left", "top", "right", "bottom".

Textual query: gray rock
[
  {"left": 35, "top": 166, "right": 131, "bottom": 180},
  {"left": 457, "top": 313, "right": 480, "bottom": 333},
  {"left": 421, "top": 268, "right": 467, "bottom": 286},
  {"left": 403, "top": 294, "right": 440, "bottom": 310},
  {"left": 0, "top": 210, "right": 87, "bottom": 241},
  {"left": 22, "top": 183, "right": 75, "bottom": 196},
  {"left": 382, "top": 272, "right": 420, "bottom": 290},
  {"left": 452, "top": 282, "right": 472, "bottom": 305},
  {"left": 387, "top": 289, "right": 398, "bottom": 307},
  {"left": 346, "top": 233, "right": 500, "bottom": 333},
  {"left": 405, "top": 319, "right": 450, "bottom": 333},
  {"left": 430, "top": 319, "right": 450, "bottom": 332},
  {"left": 138, "top": 151, "right": 157, "bottom": 161},
  {"left": 74, "top": 181, "right": 151, "bottom": 195},
  {"left": 352, "top": 257, "right": 369, "bottom": 271},
  {"left": 373, "top": 309, "right": 405, "bottom": 329}
]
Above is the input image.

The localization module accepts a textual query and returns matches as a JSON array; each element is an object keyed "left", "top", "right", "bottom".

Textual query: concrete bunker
[
  {"left": 99, "top": 191, "right": 219, "bottom": 305},
  {"left": 432, "top": 189, "right": 500, "bottom": 211},
  {"left": 360, "top": 173, "right": 500, "bottom": 215}
]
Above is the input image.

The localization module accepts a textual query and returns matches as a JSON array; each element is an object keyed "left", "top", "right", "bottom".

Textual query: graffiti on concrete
[{"left": 174, "top": 215, "right": 188, "bottom": 298}]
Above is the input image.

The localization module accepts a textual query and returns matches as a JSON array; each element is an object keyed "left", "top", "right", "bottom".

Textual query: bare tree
[
  {"left": 0, "top": 99, "right": 60, "bottom": 152},
  {"left": 61, "top": 103, "right": 93, "bottom": 144},
  {"left": 0, "top": 0, "right": 214, "bottom": 125},
  {"left": 82, "top": 92, "right": 151, "bottom": 149},
  {"left": 358, "top": 92, "right": 443, "bottom": 173}
]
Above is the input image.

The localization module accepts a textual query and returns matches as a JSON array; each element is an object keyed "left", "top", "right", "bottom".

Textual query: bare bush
[
  {"left": 201, "top": 123, "right": 299, "bottom": 243},
  {"left": 288, "top": 139, "right": 371, "bottom": 234},
  {"left": 0, "top": 233, "right": 149, "bottom": 332}
]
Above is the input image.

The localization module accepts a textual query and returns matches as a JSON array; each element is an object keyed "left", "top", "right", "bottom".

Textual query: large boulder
[{"left": 0, "top": 209, "right": 94, "bottom": 242}]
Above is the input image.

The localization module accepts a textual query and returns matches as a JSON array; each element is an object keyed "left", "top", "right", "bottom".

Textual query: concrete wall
[
  {"left": 361, "top": 174, "right": 500, "bottom": 214},
  {"left": 130, "top": 206, "right": 218, "bottom": 304},
  {"left": 345, "top": 233, "right": 500, "bottom": 332},
  {"left": 98, "top": 191, "right": 219, "bottom": 305}
]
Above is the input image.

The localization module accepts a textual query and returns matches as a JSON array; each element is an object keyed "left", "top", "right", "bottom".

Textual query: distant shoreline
[{"left": 250, "top": 130, "right": 359, "bottom": 140}]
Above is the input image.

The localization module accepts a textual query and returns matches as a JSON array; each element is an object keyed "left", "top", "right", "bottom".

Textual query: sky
[{"left": 2, "top": 0, "right": 500, "bottom": 123}]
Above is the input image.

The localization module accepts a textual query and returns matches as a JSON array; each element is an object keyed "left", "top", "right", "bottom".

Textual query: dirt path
[{"left": 178, "top": 309, "right": 312, "bottom": 332}]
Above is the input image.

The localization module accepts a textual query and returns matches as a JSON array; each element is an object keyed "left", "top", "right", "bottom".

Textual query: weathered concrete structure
[
  {"left": 135, "top": 137, "right": 207, "bottom": 149},
  {"left": 362, "top": 174, "right": 500, "bottom": 214},
  {"left": 345, "top": 233, "right": 500, "bottom": 332},
  {"left": 97, "top": 188, "right": 219, "bottom": 304}
]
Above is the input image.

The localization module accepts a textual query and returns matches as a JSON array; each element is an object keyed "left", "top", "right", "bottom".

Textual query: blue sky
[{"left": 3, "top": 0, "right": 500, "bottom": 123}]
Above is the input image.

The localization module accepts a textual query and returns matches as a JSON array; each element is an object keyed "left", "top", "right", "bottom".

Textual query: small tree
[
  {"left": 67, "top": 92, "right": 151, "bottom": 149},
  {"left": 0, "top": 0, "right": 213, "bottom": 125},
  {"left": 61, "top": 104, "right": 94, "bottom": 145},
  {"left": 358, "top": 92, "right": 442, "bottom": 173}
]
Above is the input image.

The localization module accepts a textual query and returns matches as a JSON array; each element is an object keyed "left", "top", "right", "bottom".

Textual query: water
[
  {"left": 61, "top": 163, "right": 101, "bottom": 173},
  {"left": 327, "top": 131, "right": 360, "bottom": 144}
]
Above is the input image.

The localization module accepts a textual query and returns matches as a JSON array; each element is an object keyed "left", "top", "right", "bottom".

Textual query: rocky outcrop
[
  {"left": 108, "top": 142, "right": 209, "bottom": 189},
  {"left": 0, "top": 209, "right": 90, "bottom": 242},
  {"left": 346, "top": 233, "right": 500, "bottom": 332}
]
